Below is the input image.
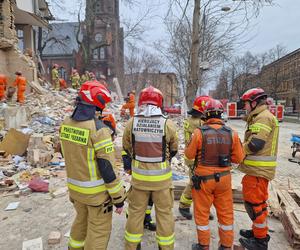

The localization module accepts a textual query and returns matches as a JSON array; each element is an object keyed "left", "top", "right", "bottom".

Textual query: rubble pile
[
  {"left": 0, "top": 88, "right": 76, "bottom": 196},
  {"left": 0, "top": 87, "right": 189, "bottom": 199}
]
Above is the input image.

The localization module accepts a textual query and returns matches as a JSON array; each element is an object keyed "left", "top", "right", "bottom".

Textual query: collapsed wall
[{"left": 0, "top": 0, "right": 37, "bottom": 84}]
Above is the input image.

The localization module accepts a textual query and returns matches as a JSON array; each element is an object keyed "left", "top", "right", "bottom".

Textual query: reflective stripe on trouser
[
  {"left": 69, "top": 199, "right": 112, "bottom": 250},
  {"left": 125, "top": 187, "right": 174, "bottom": 250},
  {"left": 192, "top": 174, "right": 233, "bottom": 247},
  {"left": 179, "top": 179, "right": 193, "bottom": 209},
  {"left": 242, "top": 175, "right": 269, "bottom": 239}
]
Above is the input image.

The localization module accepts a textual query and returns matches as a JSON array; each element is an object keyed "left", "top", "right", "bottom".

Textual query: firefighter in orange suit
[
  {"left": 121, "top": 90, "right": 135, "bottom": 117},
  {"left": 179, "top": 95, "right": 214, "bottom": 220},
  {"left": 0, "top": 74, "right": 7, "bottom": 101},
  {"left": 185, "top": 99, "right": 245, "bottom": 250},
  {"left": 123, "top": 86, "right": 178, "bottom": 250},
  {"left": 60, "top": 81, "right": 126, "bottom": 250},
  {"left": 13, "top": 71, "right": 27, "bottom": 104},
  {"left": 238, "top": 88, "right": 279, "bottom": 250}
]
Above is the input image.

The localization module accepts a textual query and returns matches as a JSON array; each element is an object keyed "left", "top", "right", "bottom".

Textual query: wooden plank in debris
[
  {"left": 268, "top": 183, "right": 282, "bottom": 218},
  {"left": 294, "top": 189, "right": 300, "bottom": 201},
  {"left": 293, "top": 209, "right": 300, "bottom": 225},
  {"left": 277, "top": 189, "right": 299, "bottom": 209},
  {"left": 280, "top": 209, "right": 300, "bottom": 247}
]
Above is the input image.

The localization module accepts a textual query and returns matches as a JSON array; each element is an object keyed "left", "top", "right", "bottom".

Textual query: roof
[{"left": 42, "top": 22, "right": 82, "bottom": 55}]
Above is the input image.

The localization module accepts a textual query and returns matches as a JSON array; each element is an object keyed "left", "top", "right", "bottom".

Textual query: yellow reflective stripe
[
  {"left": 107, "top": 181, "right": 123, "bottom": 194},
  {"left": 132, "top": 171, "right": 172, "bottom": 182},
  {"left": 125, "top": 231, "right": 143, "bottom": 243},
  {"left": 67, "top": 182, "right": 106, "bottom": 194},
  {"left": 60, "top": 125, "right": 89, "bottom": 145},
  {"left": 145, "top": 209, "right": 151, "bottom": 214},
  {"left": 180, "top": 194, "right": 192, "bottom": 205},
  {"left": 87, "top": 148, "right": 97, "bottom": 181},
  {"left": 250, "top": 123, "right": 272, "bottom": 133},
  {"left": 133, "top": 159, "right": 139, "bottom": 167},
  {"left": 94, "top": 138, "right": 113, "bottom": 150},
  {"left": 156, "top": 233, "right": 175, "bottom": 246},
  {"left": 161, "top": 161, "right": 167, "bottom": 169},
  {"left": 244, "top": 159, "right": 276, "bottom": 167},
  {"left": 121, "top": 150, "right": 127, "bottom": 156},
  {"left": 68, "top": 237, "right": 85, "bottom": 248},
  {"left": 271, "top": 118, "right": 279, "bottom": 156}
]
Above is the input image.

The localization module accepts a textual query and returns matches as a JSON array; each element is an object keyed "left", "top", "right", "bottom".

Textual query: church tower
[{"left": 84, "top": 0, "right": 124, "bottom": 82}]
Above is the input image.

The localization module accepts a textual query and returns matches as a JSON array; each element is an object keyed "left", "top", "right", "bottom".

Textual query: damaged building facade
[{"left": 0, "top": 0, "right": 52, "bottom": 85}]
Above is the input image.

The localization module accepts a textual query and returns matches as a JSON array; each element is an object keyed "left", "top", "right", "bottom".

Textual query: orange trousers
[
  {"left": 17, "top": 90, "right": 25, "bottom": 104},
  {"left": 192, "top": 174, "right": 233, "bottom": 248},
  {"left": 242, "top": 175, "right": 269, "bottom": 239},
  {"left": 0, "top": 87, "right": 5, "bottom": 100},
  {"left": 121, "top": 103, "right": 135, "bottom": 117}
]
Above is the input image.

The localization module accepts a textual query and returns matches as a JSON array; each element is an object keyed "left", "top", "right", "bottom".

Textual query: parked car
[{"left": 164, "top": 104, "right": 181, "bottom": 114}]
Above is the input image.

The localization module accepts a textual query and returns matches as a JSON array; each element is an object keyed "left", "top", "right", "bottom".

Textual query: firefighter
[
  {"left": 99, "top": 75, "right": 108, "bottom": 88},
  {"left": 0, "top": 74, "right": 7, "bottom": 101},
  {"left": 185, "top": 99, "right": 245, "bottom": 250},
  {"left": 60, "top": 81, "right": 126, "bottom": 250},
  {"left": 179, "top": 95, "right": 214, "bottom": 220},
  {"left": 238, "top": 88, "right": 279, "bottom": 250},
  {"left": 70, "top": 69, "right": 81, "bottom": 89},
  {"left": 81, "top": 71, "right": 90, "bottom": 84},
  {"left": 122, "top": 151, "right": 157, "bottom": 232},
  {"left": 51, "top": 64, "right": 60, "bottom": 90},
  {"left": 121, "top": 90, "right": 135, "bottom": 117},
  {"left": 89, "top": 72, "right": 96, "bottom": 81},
  {"left": 13, "top": 71, "right": 27, "bottom": 104},
  {"left": 123, "top": 85, "right": 178, "bottom": 250}
]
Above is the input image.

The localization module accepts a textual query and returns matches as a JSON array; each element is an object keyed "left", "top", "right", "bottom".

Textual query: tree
[{"left": 156, "top": 0, "right": 275, "bottom": 108}]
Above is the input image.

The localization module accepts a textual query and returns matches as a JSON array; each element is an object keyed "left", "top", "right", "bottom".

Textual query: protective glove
[{"left": 122, "top": 154, "right": 132, "bottom": 172}]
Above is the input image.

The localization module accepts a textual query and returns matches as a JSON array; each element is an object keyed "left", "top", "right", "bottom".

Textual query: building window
[
  {"left": 95, "top": 2, "right": 101, "bottom": 14},
  {"left": 100, "top": 47, "right": 105, "bottom": 59},
  {"left": 93, "top": 49, "right": 99, "bottom": 59},
  {"left": 17, "top": 29, "right": 24, "bottom": 52}
]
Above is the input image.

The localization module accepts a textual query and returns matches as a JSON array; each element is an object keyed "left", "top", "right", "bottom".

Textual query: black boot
[
  {"left": 179, "top": 207, "right": 192, "bottom": 220},
  {"left": 239, "top": 235, "right": 270, "bottom": 250},
  {"left": 136, "top": 242, "right": 141, "bottom": 250},
  {"left": 191, "top": 243, "right": 209, "bottom": 250},
  {"left": 209, "top": 212, "right": 214, "bottom": 220},
  {"left": 144, "top": 214, "right": 156, "bottom": 231},
  {"left": 240, "top": 229, "right": 254, "bottom": 239}
]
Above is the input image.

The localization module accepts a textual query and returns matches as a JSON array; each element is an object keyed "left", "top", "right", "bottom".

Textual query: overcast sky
[
  {"left": 60, "top": 0, "right": 300, "bottom": 56},
  {"left": 238, "top": 0, "right": 300, "bottom": 55}
]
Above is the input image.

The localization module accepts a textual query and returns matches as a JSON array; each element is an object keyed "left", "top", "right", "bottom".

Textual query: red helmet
[
  {"left": 138, "top": 85, "right": 163, "bottom": 108},
  {"left": 205, "top": 99, "right": 224, "bottom": 114},
  {"left": 79, "top": 81, "right": 111, "bottom": 109},
  {"left": 188, "top": 95, "right": 211, "bottom": 115},
  {"left": 241, "top": 88, "right": 267, "bottom": 102}
]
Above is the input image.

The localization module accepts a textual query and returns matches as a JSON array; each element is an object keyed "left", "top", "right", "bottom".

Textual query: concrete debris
[
  {"left": 22, "top": 237, "right": 43, "bottom": 250},
  {"left": 48, "top": 231, "right": 61, "bottom": 245},
  {"left": 5, "top": 201, "right": 20, "bottom": 211}
]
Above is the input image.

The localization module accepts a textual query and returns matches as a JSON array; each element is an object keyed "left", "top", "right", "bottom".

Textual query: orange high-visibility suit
[
  {"left": 121, "top": 93, "right": 135, "bottom": 117},
  {"left": 13, "top": 75, "right": 27, "bottom": 104},
  {"left": 185, "top": 118, "right": 245, "bottom": 248},
  {"left": 238, "top": 104, "right": 279, "bottom": 239},
  {"left": 0, "top": 74, "right": 7, "bottom": 100}
]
